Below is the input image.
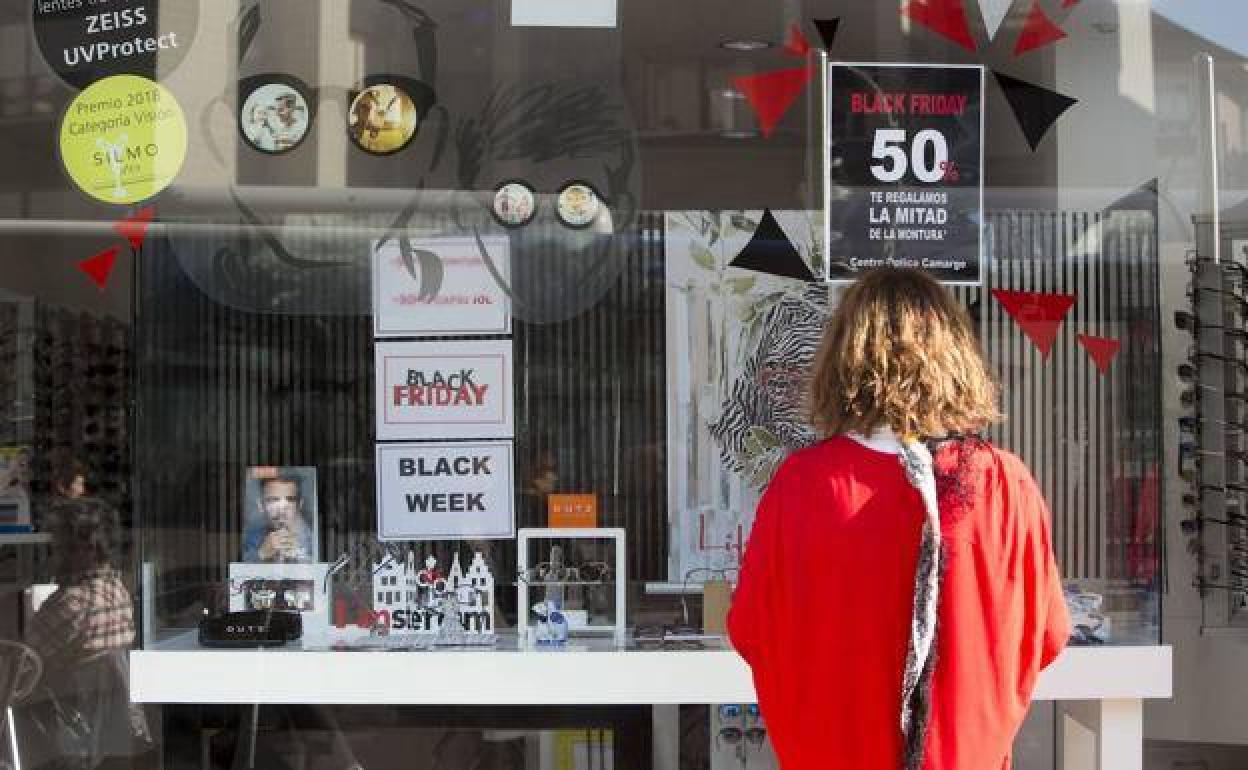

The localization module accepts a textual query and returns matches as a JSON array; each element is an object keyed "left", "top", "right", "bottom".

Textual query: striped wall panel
[
  {"left": 135, "top": 215, "right": 668, "bottom": 626},
  {"left": 958, "top": 210, "right": 1161, "bottom": 581},
  {"left": 135, "top": 208, "right": 1158, "bottom": 632}
]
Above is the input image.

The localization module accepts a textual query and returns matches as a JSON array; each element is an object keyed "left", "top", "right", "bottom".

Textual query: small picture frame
[
  {"left": 228, "top": 562, "right": 330, "bottom": 636},
  {"left": 242, "top": 466, "right": 319, "bottom": 563}
]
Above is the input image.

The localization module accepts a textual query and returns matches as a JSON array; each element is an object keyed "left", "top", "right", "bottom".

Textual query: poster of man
[{"left": 242, "top": 466, "right": 318, "bottom": 563}]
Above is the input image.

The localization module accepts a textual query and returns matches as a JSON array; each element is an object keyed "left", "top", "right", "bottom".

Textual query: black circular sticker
[{"left": 33, "top": 0, "right": 199, "bottom": 90}]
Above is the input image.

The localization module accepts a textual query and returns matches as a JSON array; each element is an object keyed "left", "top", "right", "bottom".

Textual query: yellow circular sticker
[{"left": 59, "top": 74, "right": 187, "bottom": 205}]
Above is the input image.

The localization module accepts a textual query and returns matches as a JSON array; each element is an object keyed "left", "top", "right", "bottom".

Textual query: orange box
[{"left": 547, "top": 493, "right": 598, "bottom": 528}]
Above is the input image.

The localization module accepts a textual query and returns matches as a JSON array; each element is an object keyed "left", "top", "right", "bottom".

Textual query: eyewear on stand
[
  {"left": 1187, "top": 254, "right": 1248, "bottom": 278},
  {"left": 1188, "top": 284, "right": 1248, "bottom": 303},
  {"left": 1180, "top": 514, "right": 1248, "bottom": 535},
  {"left": 1179, "top": 416, "right": 1247, "bottom": 437},
  {"left": 1174, "top": 311, "right": 1248, "bottom": 338},
  {"left": 1198, "top": 483, "right": 1248, "bottom": 497},
  {"left": 632, "top": 624, "right": 709, "bottom": 650},
  {"left": 1179, "top": 444, "right": 1248, "bottom": 462},
  {"left": 717, "top": 726, "right": 768, "bottom": 749},
  {"left": 1180, "top": 447, "right": 1248, "bottom": 482},
  {"left": 1180, "top": 385, "right": 1248, "bottom": 408},
  {"left": 1182, "top": 348, "right": 1248, "bottom": 371},
  {"left": 518, "top": 545, "right": 615, "bottom": 585},
  {"left": 1182, "top": 492, "right": 1246, "bottom": 510}
]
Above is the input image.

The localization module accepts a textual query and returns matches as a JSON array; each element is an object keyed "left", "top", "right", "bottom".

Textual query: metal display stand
[{"left": 1184, "top": 216, "right": 1248, "bottom": 631}]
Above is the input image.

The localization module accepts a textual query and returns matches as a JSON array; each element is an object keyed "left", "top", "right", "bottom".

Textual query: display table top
[{"left": 130, "top": 631, "right": 1171, "bottom": 705}]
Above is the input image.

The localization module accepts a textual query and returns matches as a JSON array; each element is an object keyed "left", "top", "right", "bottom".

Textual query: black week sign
[{"left": 376, "top": 441, "right": 515, "bottom": 541}]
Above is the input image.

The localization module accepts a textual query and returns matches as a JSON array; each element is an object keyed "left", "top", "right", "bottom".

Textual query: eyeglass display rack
[
  {"left": 516, "top": 527, "right": 627, "bottom": 646},
  {"left": 31, "top": 304, "right": 132, "bottom": 521},
  {"left": 1182, "top": 217, "right": 1248, "bottom": 630}
]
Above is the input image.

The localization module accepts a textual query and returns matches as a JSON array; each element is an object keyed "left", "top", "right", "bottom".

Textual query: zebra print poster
[{"left": 664, "top": 210, "right": 828, "bottom": 583}]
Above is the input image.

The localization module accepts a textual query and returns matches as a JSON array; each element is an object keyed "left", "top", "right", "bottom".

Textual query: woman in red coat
[{"left": 727, "top": 268, "right": 1070, "bottom": 770}]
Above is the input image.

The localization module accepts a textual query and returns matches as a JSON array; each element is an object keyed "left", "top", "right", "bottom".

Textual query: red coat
[{"left": 728, "top": 436, "right": 1070, "bottom": 770}]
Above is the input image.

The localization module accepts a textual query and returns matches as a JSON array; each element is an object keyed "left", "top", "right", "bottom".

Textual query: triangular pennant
[
  {"left": 113, "top": 206, "right": 155, "bottom": 250},
  {"left": 1076, "top": 334, "right": 1121, "bottom": 375},
  {"left": 993, "top": 71, "right": 1078, "bottom": 150},
  {"left": 782, "top": 23, "right": 812, "bottom": 58},
  {"left": 1014, "top": 1, "right": 1067, "bottom": 55},
  {"left": 729, "top": 209, "right": 817, "bottom": 282},
  {"left": 812, "top": 18, "right": 841, "bottom": 49},
  {"left": 977, "top": 0, "right": 1014, "bottom": 41},
  {"left": 733, "top": 66, "right": 814, "bottom": 138},
  {"left": 78, "top": 247, "right": 119, "bottom": 291},
  {"left": 1062, "top": 0, "right": 1080, "bottom": 7},
  {"left": 902, "top": 0, "right": 978, "bottom": 52},
  {"left": 1104, "top": 178, "right": 1157, "bottom": 213},
  {"left": 991, "top": 288, "right": 1077, "bottom": 358}
]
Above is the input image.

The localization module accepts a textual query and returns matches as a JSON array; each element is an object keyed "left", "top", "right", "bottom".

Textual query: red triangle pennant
[
  {"left": 78, "top": 247, "right": 119, "bottom": 291},
  {"left": 902, "top": 0, "right": 978, "bottom": 52},
  {"left": 1015, "top": 1, "right": 1067, "bottom": 55},
  {"left": 114, "top": 206, "right": 155, "bottom": 250},
  {"left": 991, "top": 289, "right": 1077, "bottom": 358},
  {"left": 1062, "top": 0, "right": 1080, "bottom": 7},
  {"left": 733, "top": 66, "right": 814, "bottom": 138},
  {"left": 1076, "top": 334, "right": 1121, "bottom": 375},
  {"left": 782, "top": 23, "right": 812, "bottom": 58}
]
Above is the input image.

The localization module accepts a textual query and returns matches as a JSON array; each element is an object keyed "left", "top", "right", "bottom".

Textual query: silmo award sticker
[{"left": 59, "top": 74, "right": 186, "bottom": 204}]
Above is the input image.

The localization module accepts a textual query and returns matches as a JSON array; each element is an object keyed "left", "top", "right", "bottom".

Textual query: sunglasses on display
[
  {"left": 633, "top": 624, "right": 711, "bottom": 651},
  {"left": 1187, "top": 255, "right": 1248, "bottom": 277},
  {"left": 1183, "top": 348, "right": 1248, "bottom": 371},
  {"left": 1179, "top": 445, "right": 1248, "bottom": 482},
  {"left": 236, "top": 73, "right": 436, "bottom": 156},
  {"left": 1180, "top": 385, "right": 1248, "bottom": 408},
  {"left": 1179, "top": 444, "right": 1248, "bottom": 462},
  {"left": 1181, "top": 493, "right": 1245, "bottom": 511},
  {"left": 716, "top": 726, "right": 768, "bottom": 749},
  {"left": 1174, "top": 311, "right": 1248, "bottom": 338},
  {"left": 1188, "top": 284, "right": 1247, "bottom": 301},
  {"left": 1200, "top": 483, "right": 1248, "bottom": 496},
  {"left": 1179, "top": 416, "right": 1247, "bottom": 436},
  {"left": 489, "top": 180, "right": 608, "bottom": 230},
  {"left": 1181, "top": 514, "right": 1248, "bottom": 535}
]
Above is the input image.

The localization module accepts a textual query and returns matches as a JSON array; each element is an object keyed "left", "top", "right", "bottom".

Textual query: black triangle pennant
[
  {"left": 1104, "top": 178, "right": 1157, "bottom": 213},
  {"left": 812, "top": 18, "right": 841, "bottom": 49},
  {"left": 993, "top": 71, "right": 1077, "bottom": 151},
  {"left": 729, "top": 209, "right": 817, "bottom": 283}
]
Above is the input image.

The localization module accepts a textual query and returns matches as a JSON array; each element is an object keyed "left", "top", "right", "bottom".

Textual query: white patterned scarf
[{"left": 850, "top": 430, "right": 943, "bottom": 770}]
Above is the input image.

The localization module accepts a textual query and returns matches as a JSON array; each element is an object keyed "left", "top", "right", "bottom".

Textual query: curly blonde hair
[{"left": 809, "top": 267, "right": 1001, "bottom": 439}]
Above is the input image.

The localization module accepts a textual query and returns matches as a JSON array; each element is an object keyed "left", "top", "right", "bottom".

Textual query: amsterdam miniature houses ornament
[{"left": 371, "top": 551, "right": 495, "bottom": 641}]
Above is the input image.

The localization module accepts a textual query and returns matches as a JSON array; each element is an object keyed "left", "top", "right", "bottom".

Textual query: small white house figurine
[{"left": 370, "top": 550, "right": 495, "bottom": 639}]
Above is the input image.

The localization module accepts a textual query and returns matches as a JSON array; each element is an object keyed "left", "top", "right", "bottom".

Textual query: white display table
[{"left": 131, "top": 636, "right": 1170, "bottom": 769}]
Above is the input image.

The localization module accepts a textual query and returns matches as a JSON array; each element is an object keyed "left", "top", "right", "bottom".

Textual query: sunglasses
[
  {"left": 1189, "top": 285, "right": 1248, "bottom": 311},
  {"left": 237, "top": 73, "right": 436, "bottom": 156},
  {"left": 1180, "top": 385, "right": 1248, "bottom": 407},
  {"left": 1200, "top": 483, "right": 1248, "bottom": 496},
  {"left": 1174, "top": 310, "right": 1248, "bottom": 336},
  {"left": 1182, "top": 493, "right": 1244, "bottom": 511},
  {"left": 716, "top": 726, "right": 768, "bottom": 748},
  {"left": 1179, "top": 416, "right": 1247, "bottom": 437},
  {"left": 1181, "top": 514, "right": 1248, "bottom": 535},
  {"left": 1187, "top": 254, "right": 1248, "bottom": 275},
  {"left": 488, "top": 179, "right": 610, "bottom": 230}
]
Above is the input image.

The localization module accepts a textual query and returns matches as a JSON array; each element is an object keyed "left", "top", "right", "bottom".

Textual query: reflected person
[{"left": 24, "top": 497, "right": 149, "bottom": 770}]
